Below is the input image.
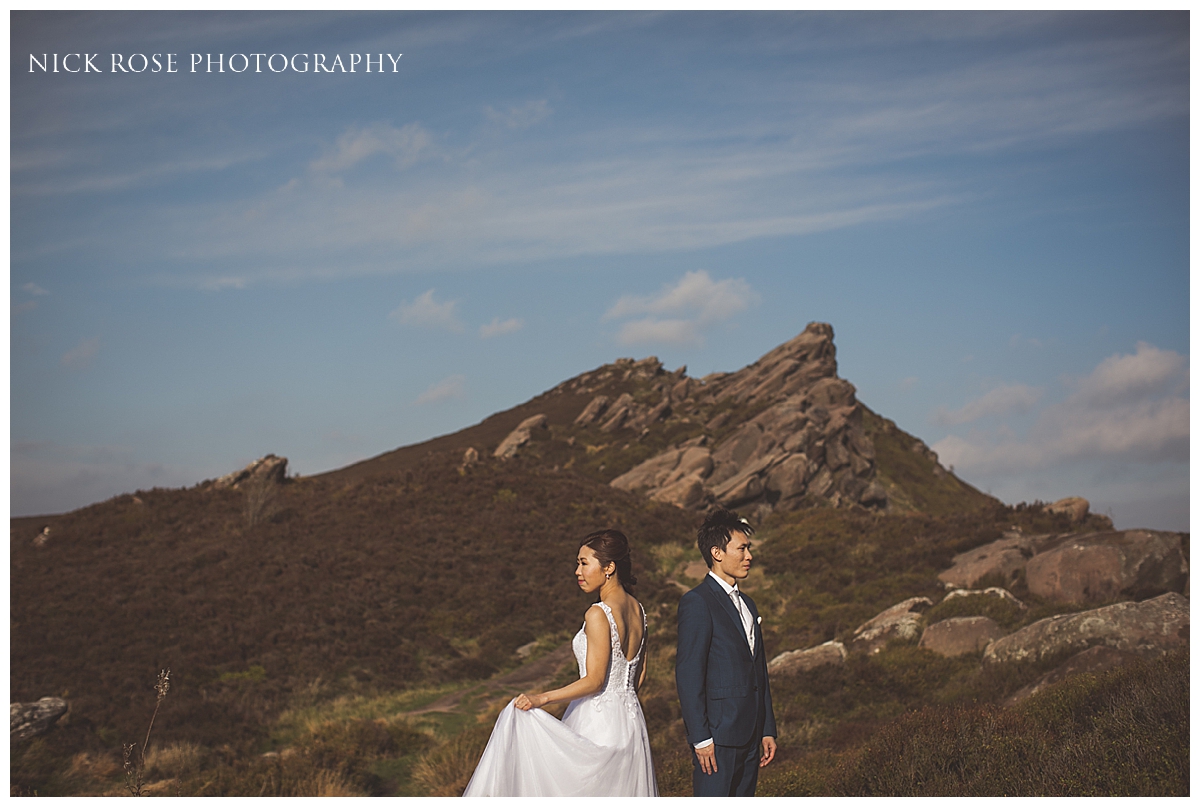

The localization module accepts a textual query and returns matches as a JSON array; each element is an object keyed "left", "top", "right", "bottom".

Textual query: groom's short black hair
[{"left": 697, "top": 507, "right": 754, "bottom": 568}]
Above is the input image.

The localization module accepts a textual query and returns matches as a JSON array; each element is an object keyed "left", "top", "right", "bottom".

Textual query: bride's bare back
[{"left": 602, "top": 590, "right": 644, "bottom": 662}]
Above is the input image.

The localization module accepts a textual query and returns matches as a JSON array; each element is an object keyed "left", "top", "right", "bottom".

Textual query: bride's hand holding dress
[
  {"left": 512, "top": 604, "right": 611, "bottom": 711},
  {"left": 461, "top": 529, "right": 658, "bottom": 797}
]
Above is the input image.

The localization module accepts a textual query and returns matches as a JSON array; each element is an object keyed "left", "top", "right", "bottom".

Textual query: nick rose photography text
[{"left": 28, "top": 52, "right": 403, "bottom": 73}]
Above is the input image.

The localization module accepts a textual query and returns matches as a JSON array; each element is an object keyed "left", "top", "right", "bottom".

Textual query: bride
[{"left": 462, "top": 529, "right": 658, "bottom": 796}]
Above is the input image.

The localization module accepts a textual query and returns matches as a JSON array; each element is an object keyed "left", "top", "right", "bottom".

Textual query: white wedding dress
[{"left": 462, "top": 601, "right": 658, "bottom": 796}]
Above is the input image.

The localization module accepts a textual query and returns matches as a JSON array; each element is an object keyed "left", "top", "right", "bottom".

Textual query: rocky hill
[
  {"left": 10, "top": 323, "right": 1187, "bottom": 797},
  {"left": 328, "top": 322, "right": 995, "bottom": 520}
]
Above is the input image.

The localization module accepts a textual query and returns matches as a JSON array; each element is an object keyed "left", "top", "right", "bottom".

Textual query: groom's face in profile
[{"left": 711, "top": 530, "right": 753, "bottom": 584}]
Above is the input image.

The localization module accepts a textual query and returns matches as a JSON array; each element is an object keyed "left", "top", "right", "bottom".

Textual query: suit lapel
[{"left": 701, "top": 575, "right": 753, "bottom": 658}]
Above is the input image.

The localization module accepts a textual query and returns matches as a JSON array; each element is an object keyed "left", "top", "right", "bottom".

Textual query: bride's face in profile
[{"left": 576, "top": 545, "right": 612, "bottom": 594}]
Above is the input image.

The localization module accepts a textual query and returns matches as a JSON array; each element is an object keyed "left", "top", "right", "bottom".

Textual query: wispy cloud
[
  {"left": 1070, "top": 341, "right": 1186, "bottom": 407},
  {"left": 1009, "top": 333, "right": 1043, "bottom": 348},
  {"left": 415, "top": 374, "right": 466, "bottom": 405},
  {"left": 310, "top": 122, "right": 433, "bottom": 173},
  {"left": 485, "top": 99, "right": 551, "bottom": 130},
  {"left": 390, "top": 289, "right": 465, "bottom": 333},
  {"left": 605, "top": 270, "right": 759, "bottom": 347},
  {"left": 61, "top": 336, "right": 100, "bottom": 369},
  {"left": 14, "top": 281, "right": 45, "bottom": 313},
  {"left": 480, "top": 317, "right": 523, "bottom": 338},
  {"left": 933, "top": 342, "right": 1188, "bottom": 475},
  {"left": 934, "top": 383, "right": 1043, "bottom": 426},
  {"left": 12, "top": 153, "right": 261, "bottom": 196},
  {"left": 12, "top": 14, "right": 1187, "bottom": 287},
  {"left": 200, "top": 276, "right": 249, "bottom": 291}
]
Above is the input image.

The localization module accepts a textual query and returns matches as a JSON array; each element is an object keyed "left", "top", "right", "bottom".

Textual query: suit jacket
[{"left": 676, "top": 574, "right": 777, "bottom": 748}]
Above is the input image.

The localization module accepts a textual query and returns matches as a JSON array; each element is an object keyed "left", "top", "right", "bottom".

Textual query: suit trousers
[{"left": 692, "top": 740, "right": 760, "bottom": 797}]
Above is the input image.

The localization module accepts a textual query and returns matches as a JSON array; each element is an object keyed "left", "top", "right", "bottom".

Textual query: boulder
[
  {"left": 493, "top": 415, "right": 548, "bottom": 460},
  {"left": 941, "top": 586, "right": 1026, "bottom": 610},
  {"left": 611, "top": 438, "right": 711, "bottom": 494},
  {"left": 938, "top": 532, "right": 1056, "bottom": 590},
  {"left": 705, "top": 410, "right": 733, "bottom": 431},
  {"left": 768, "top": 641, "right": 847, "bottom": 675},
  {"left": 573, "top": 395, "right": 610, "bottom": 426},
  {"left": 671, "top": 376, "right": 693, "bottom": 400},
  {"left": 1003, "top": 645, "right": 1141, "bottom": 706},
  {"left": 11, "top": 697, "right": 68, "bottom": 743},
  {"left": 599, "top": 393, "right": 635, "bottom": 433},
  {"left": 1046, "top": 496, "right": 1090, "bottom": 523},
  {"left": 1024, "top": 530, "right": 1188, "bottom": 604},
  {"left": 918, "top": 616, "right": 1006, "bottom": 657},
  {"left": 622, "top": 356, "right": 664, "bottom": 381},
  {"left": 858, "top": 481, "right": 889, "bottom": 509},
  {"left": 628, "top": 396, "right": 671, "bottom": 431},
  {"left": 849, "top": 597, "right": 933, "bottom": 655},
  {"left": 764, "top": 453, "right": 815, "bottom": 503},
  {"left": 212, "top": 454, "right": 288, "bottom": 489},
  {"left": 649, "top": 475, "right": 708, "bottom": 509},
  {"left": 459, "top": 447, "right": 479, "bottom": 472},
  {"left": 983, "top": 592, "right": 1189, "bottom": 666}
]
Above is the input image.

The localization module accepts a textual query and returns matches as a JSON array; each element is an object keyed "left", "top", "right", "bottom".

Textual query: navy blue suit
[{"left": 676, "top": 574, "right": 776, "bottom": 796}]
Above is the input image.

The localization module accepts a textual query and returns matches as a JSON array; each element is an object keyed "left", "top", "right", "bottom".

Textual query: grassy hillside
[
  {"left": 10, "top": 349, "right": 1182, "bottom": 796},
  {"left": 14, "top": 485, "right": 1183, "bottom": 796},
  {"left": 861, "top": 405, "right": 998, "bottom": 515},
  {"left": 637, "top": 501, "right": 1166, "bottom": 796},
  {"left": 10, "top": 450, "right": 695, "bottom": 794}
]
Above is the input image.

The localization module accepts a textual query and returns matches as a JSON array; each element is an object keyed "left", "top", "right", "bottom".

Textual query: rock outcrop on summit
[
  {"left": 608, "top": 323, "right": 892, "bottom": 513},
  {"left": 210, "top": 454, "right": 288, "bottom": 489}
]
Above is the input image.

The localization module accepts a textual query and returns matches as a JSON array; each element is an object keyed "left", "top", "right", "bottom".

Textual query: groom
[{"left": 676, "top": 508, "right": 777, "bottom": 796}]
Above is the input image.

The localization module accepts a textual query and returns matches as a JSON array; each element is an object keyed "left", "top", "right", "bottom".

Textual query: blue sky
[{"left": 9, "top": 11, "right": 1190, "bottom": 530}]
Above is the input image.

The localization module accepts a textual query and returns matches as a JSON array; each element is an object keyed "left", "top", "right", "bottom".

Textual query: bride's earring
[{"left": 605, "top": 572, "right": 612, "bottom": 580}]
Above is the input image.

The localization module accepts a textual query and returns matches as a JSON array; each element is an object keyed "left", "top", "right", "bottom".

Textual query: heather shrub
[
  {"left": 806, "top": 651, "right": 1189, "bottom": 796},
  {"left": 10, "top": 738, "right": 62, "bottom": 796},
  {"left": 171, "top": 716, "right": 429, "bottom": 796},
  {"left": 1014, "top": 651, "right": 1188, "bottom": 795},
  {"left": 924, "top": 593, "right": 1025, "bottom": 629}
]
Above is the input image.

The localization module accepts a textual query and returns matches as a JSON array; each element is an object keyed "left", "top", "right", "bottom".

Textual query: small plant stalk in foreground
[{"left": 123, "top": 669, "right": 171, "bottom": 796}]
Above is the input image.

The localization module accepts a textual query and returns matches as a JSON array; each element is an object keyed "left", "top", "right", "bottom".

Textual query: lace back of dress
[
  {"left": 569, "top": 602, "right": 646, "bottom": 719},
  {"left": 598, "top": 602, "right": 644, "bottom": 695}
]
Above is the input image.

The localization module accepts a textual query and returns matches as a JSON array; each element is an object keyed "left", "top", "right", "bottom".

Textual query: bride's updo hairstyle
[{"left": 580, "top": 529, "right": 638, "bottom": 593}]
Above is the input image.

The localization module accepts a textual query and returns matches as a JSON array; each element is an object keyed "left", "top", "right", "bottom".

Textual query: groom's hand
[
  {"left": 759, "top": 736, "right": 777, "bottom": 767},
  {"left": 695, "top": 744, "right": 718, "bottom": 775}
]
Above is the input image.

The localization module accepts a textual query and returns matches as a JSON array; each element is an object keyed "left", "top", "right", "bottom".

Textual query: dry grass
[
  {"left": 144, "top": 741, "right": 207, "bottom": 780},
  {"left": 409, "top": 722, "right": 494, "bottom": 796},
  {"left": 299, "top": 768, "right": 363, "bottom": 797},
  {"left": 67, "top": 750, "right": 121, "bottom": 782}
]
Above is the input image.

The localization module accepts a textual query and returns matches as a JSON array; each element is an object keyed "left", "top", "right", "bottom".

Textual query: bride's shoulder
[{"left": 583, "top": 602, "right": 611, "bottom": 631}]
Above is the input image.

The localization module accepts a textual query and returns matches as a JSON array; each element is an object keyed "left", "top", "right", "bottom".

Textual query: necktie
[{"left": 731, "top": 588, "right": 754, "bottom": 653}]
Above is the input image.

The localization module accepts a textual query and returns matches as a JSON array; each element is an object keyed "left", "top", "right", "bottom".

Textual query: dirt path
[{"left": 404, "top": 643, "right": 576, "bottom": 715}]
